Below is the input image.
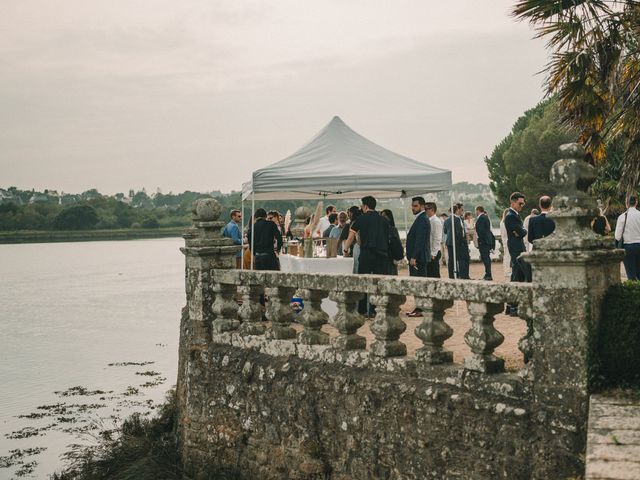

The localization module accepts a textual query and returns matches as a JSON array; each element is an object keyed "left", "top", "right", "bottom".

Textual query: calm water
[{"left": 0, "top": 238, "right": 185, "bottom": 479}]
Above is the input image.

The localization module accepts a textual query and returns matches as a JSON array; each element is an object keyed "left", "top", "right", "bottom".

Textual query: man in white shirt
[
  {"left": 315, "top": 205, "right": 336, "bottom": 238},
  {"left": 425, "top": 202, "right": 443, "bottom": 278},
  {"left": 615, "top": 194, "right": 640, "bottom": 280}
]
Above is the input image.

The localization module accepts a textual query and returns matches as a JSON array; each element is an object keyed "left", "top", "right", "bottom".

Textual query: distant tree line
[{"left": 0, "top": 188, "right": 219, "bottom": 231}]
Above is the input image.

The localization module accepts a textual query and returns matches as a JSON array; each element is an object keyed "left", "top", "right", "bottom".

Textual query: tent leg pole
[
  {"left": 251, "top": 195, "right": 255, "bottom": 270},
  {"left": 402, "top": 198, "right": 408, "bottom": 240}
]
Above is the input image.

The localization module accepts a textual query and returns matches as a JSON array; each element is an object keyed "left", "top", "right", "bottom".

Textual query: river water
[{"left": 0, "top": 238, "right": 185, "bottom": 479}]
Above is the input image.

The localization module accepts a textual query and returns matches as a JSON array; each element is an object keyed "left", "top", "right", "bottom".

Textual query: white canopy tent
[
  {"left": 240, "top": 116, "right": 459, "bottom": 276},
  {"left": 242, "top": 116, "right": 451, "bottom": 201}
]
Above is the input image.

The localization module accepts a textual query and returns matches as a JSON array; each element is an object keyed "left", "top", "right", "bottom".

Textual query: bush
[
  {"left": 53, "top": 205, "right": 99, "bottom": 230},
  {"left": 595, "top": 281, "right": 640, "bottom": 389},
  {"left": 141, "top": 216, "right": 160, "bottom": 229},
  {"left": 51, "top": 390, "right": 182, "bottom": 480}
]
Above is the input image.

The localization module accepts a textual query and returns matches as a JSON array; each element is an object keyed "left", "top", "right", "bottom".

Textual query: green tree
[
  {"left": 53, "top": 205, "right": 99, "bottom": 230},
  {"left": 485, "top": 99, "right": 575, "bottom": 211},
  {"left": 513, "top": 0, "right": 640, "bottom": 193}
]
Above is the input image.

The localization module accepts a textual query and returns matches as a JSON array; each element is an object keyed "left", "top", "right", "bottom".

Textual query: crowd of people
[{"left": 222, "top": 190, "right": 640, "bottom": 303}]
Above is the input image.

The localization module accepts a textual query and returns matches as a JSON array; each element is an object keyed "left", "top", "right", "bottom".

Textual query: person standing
[
  {"left": 523, "top": 209, "right": 540, "bottom": 252},
  {"left": 329, "top": 211, "right": 348, "bottom": 255},
  {"left": 499, "top": 208, "right": 511, "bottom": 280},
  {"left": 343, "top": 197, "right": 389, "bottom": 315},
  {"left": 505, "top": 192, "right": 529, "bottom": 284},
  {"left": 316, "top": 205, "right": 337, "bottom": 238},
  {"left": 615, "top": 194, "right": 640, "bottom": 280},
  {"left": 474, "top": 205, "right": 494, "bottom": 281},
  {"left": 381, "top": 209, "right": 402, "bottom": 275},
  {"left": 527, "top": 196, "right": 555, "bottom": 249},
  {"left": 425, "top": 202, "right": 442, "bottom": 278},
  {"left": 322, "top": 213, "right": 339, "bottom": 238},
  {"left": 405, "top": 196, "right": 431, "bottom": 278},
  {"left": 443, "top": 203, "right": 470, "bottom": 279},
  {"left": 222, "top": 209, "right": 243, "bottom": 268},
  {"left": 247, "top": 208, "right": 282, "bottom": 271},
  {"left": 343, "top": 196, "right": 389, "bottom": 275}
]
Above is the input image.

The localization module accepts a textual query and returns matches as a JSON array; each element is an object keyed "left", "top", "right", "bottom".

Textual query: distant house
[
  {"left": 0, "top": 189, "right": 22, "bottom": 205},
  {"left": 29, "top": 193, "right": 50, "bottom": 204}
]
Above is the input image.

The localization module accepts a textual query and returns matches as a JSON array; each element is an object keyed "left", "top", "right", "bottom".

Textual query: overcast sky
[{"left": 0, "top": 1, "right": 549, "bottom": 195}]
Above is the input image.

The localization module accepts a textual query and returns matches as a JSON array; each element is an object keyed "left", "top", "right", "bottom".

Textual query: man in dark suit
[
  {"left": 406, "top": 196, "right": 431, "bottom": 278},
  {"left": 474, "top": 205, "right": 493, "bottom": 280},
  {"left": 405, "top": 197, "right": 431, "bottom": 317},
  {"left": 504, "top": 192, "right": 529, "bottom": 283},
  {"left": 443, "top": 203, "right": 470, "bottom": 279},
  {"left": 527, "top": 196, "right": 555, "bottom": 248}
]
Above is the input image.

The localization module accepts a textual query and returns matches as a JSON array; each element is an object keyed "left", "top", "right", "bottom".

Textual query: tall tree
[
  {"left": 485, "top": 98, "right": 574, "bottom": 211},
  {"left": 513, "top": 0, "right": 640, "bottom": 194}
]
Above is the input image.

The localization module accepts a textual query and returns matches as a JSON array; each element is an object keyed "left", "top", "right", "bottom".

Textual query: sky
[{"left": 0, "top": 1, "right": 549, "bottom": 195}]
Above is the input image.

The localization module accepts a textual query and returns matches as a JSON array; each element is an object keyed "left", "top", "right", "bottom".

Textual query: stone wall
[{"left": 176, "top": 144, "right": 624, "bottom": 479}]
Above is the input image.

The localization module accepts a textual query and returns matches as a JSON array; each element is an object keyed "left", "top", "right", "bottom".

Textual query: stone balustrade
[{"left": 201, "top": 269, "right": 536, "bottom": 378}]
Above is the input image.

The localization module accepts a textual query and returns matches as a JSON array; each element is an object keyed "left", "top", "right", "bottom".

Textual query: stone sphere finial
[
  {"left": 192, "top": 197, "right": 222, "bottom": 221},
  {"left": 295, "top": 206, "right": 312, "bottom": 220}
]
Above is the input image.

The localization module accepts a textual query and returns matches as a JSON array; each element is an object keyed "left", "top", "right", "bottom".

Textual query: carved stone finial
[
  {"left": 295, "top": 206, "right": 312, "bottom": 220},
  {"left": 549, "top": 143, "right": 598, "bottom": 213},
  {"left": 526, "top": 143, "right": 603, "bottom": 252},
  {"left": 291, "top": 206, "right": 312, "bottom": 239},
  {"left": 192, "top": 198, "right": 222, "bottom": 221}
]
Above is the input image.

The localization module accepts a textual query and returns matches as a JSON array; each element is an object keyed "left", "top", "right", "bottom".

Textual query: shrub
[
  {"left": 595, "top": 281, "right": 640, "bottom": 389},
  {"left": 53, "top": 205, "right": 99, "bottom": 230},
  {"left": 51, "top": 390, "right": 182, "bottom": 480}
]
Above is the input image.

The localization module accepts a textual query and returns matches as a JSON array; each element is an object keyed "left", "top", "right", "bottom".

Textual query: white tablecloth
[
  {"left": 279, "top": 254, "right": 354, "bottom": 274},
  {"left": 278, "top": 255, "right": 354, "bottom": 317}
]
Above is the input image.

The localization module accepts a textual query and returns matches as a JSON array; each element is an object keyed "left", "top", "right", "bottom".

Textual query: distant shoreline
[{"left": 0, "top": 227, "right": 185, "bottom": 244}]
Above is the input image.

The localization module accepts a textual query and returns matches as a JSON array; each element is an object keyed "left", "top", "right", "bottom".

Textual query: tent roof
[{"left": 242, "top": 116, "right": 451, "bottom": 200}]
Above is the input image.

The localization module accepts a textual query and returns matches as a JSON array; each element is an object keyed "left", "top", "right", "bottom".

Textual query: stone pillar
[
  {"left": 177, "top": 197, "right": 240, "bottom": 460},
  {"left": 524, "top": 143, "right": 625, "bottom": 478},
  {"left": 180, "top": 198, "right": 240, "bottom": 346}
]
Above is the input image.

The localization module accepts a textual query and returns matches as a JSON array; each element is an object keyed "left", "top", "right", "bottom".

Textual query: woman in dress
[{"left": 381, "top": 209, "right": 401, "bottom": 275}]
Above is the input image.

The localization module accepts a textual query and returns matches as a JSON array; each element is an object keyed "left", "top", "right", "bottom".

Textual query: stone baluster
[
  {"left": 329, "top": 291, "right": 366, "bottom": 350},
  {"left": 298, "top": 288, "right": 330, "bottom": 345},
  {"left": 463, "top": 301, "right": 504, "bottom": 373},
  {"left": 369, "top": 293, "right": 407, "bottom": 357},
  {"left": 237, "top": 284, "right": 266, "bottom": 336},
  {"left": 414, "top": 297, "right": 454, "bottom": 364},
  {"left": 211, "top": 282, "right": 240, "bottom": 333},
  {"left": 265, "top": 286, "right": 297, "bottom": 340}
]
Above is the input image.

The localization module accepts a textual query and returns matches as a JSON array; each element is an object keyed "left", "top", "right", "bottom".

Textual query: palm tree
[{"left": 513, "top": 0, "right": 640, "bottom": 194}]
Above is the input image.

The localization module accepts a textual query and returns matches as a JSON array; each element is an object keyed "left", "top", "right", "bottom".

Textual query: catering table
[
  {"left": 278, "top": 254, "right": 354, "bottom": 275},
  {"left": 278, "top": 254, "right": 354, "bottom": 316}
]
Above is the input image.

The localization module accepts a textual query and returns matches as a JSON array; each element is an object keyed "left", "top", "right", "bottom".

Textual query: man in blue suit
[
  {"left": 406, "top": 196, "right": 431, "bottom": 317},
  {"left": 406, "top": 196, "right": 431, "bottom": 278},
  {"left": 474, "top": 205, "right": 494, "bottom": 280},
  {"left": 527, "top": 196, "right": 555, "bottom": 248},
  {"left": 443, "top": 203, "right": 470, "bottom": 279},
  {"left": 504, "top": 192, "right": 530, "bottom": 283}
]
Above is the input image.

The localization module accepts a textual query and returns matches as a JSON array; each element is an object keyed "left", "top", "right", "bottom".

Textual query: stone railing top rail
[{"left": 211, "top": 269, "right": 535, "bottom": 306}]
